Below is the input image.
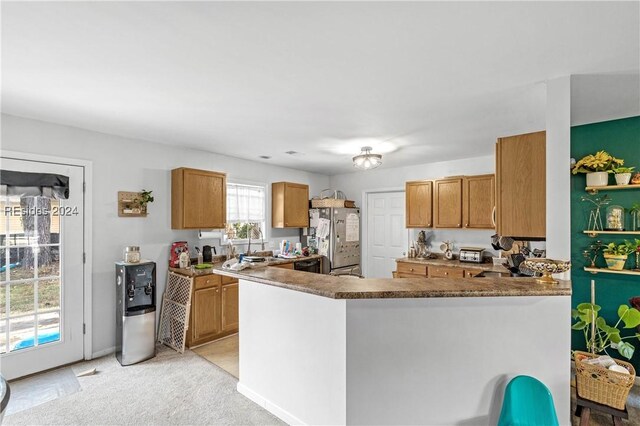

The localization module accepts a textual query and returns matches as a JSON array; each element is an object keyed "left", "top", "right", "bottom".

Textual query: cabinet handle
[
  {"left": 491, "top": 206, "right": 497, "bottom": 227},
  {"left": 410, "top": 268, "right": 414, "bottom": 272},
  {"left": 464, "top": 223, "right": 468, "bottom": 227},
  {"left": 444, "top": 272, "right": 448, "bottom": 276},
  {"left": 427, "top": 223, "right": 431, "bottom": 227},
  {"left": 457, "top": 223, "right": 461, "bottom": 227},
  {"left": 223, "top": 288, "right": 226, "bottom": 292}
]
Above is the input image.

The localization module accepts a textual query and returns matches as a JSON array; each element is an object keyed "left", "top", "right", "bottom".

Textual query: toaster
[{"left": 459, "top": 247, "right": 485, "bottom": 263}]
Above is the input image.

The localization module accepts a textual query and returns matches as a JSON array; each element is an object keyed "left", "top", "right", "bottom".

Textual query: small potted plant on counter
[
  {"left": 612, "top": 166, "right": 635, "bottom": 186},
  {"left": 572, "top": 151, "right": 624, "bottom": 187},
  {"left": 602, "top": 241, "right": 635, "bottom": 270},
  {"left": 572, "top": 301, "right": 640, "bottom": 409}
]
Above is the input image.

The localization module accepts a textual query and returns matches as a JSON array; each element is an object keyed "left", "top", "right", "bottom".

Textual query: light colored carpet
[
  {"left": 4, "top": 344, "right": 283, "bottom": 425},
  {"left": 193, "top": 334, "right": 239, "bottom": 379}
]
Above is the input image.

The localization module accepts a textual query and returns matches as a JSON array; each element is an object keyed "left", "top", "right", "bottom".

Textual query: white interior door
[
  {"left": 366, "top": 192, "right": 407, "bottom": 278},
  {"left": 0, "top": 158, "right": 84, "bottom": 380}
]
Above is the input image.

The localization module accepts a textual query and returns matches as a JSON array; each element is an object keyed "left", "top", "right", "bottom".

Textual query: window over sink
[{"left": 224, "top": 182, "right": 266, "bottom": 244}]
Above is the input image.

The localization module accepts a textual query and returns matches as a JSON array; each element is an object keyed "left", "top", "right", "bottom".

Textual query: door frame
[
  {"left": 361, "top": 187, "right": 405, "bottom": 278},
  {"left": 1, "top": 150, "right": 94, "bottom": 360}
]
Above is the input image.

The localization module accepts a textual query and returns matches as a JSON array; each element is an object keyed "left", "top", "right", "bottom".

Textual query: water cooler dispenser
[{"left": 115, "top": 261, "right": 156, "bottom": 366}]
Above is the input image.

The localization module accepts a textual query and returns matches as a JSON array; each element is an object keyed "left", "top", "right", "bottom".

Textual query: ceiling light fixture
[{"left": 353, "top": 146, "right": 382, "bottom": 170}]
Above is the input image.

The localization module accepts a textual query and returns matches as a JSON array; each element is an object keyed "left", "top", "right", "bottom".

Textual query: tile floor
[{"left": 193, "top": 333, "right": 239, "bottom": 378}]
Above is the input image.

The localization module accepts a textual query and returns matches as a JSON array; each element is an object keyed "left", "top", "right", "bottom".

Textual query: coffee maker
[{"left": 115, "top": 261, "right": 156, "bottom": 366}]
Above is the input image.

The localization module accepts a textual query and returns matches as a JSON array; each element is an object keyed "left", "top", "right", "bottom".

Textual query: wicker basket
[
  {"left": 311, "top": 189, "right": 347, "bottom": 208},
  {"left": 574, "top": 351, "right": 635, "bottom": 409},
  {"left": 311, "top": 198, "right": 345, "bottom": 208}
]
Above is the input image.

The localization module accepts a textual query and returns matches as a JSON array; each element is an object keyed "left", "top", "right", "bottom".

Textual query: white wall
[
  {"left": 546, "top": 77, "right": 572, "bottom": 275},
  {"left": 330, "top": 155, "right": 499, "bottom": 255},
  {"left": 0, "top": 113, "right": 330, "bottom": 357}
]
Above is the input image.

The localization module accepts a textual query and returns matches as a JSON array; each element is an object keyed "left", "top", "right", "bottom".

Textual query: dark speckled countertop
[
  {"left": 214, "top": 265, "right": 571, "bottom": 299},
  {"left": 170, "top": 254, "right": 324, "bottom": 277}
]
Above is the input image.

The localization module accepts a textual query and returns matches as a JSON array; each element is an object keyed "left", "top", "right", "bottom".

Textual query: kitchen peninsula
[{"left": 216, "top": 266, "right": 571, "bottom": 425}]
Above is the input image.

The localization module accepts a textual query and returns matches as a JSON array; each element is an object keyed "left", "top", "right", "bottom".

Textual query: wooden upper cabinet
[
  {"left": 463, "top": 174, "right": 495, "bottom": 229},
  {"left": 172, "top": 168, "right": 226, "bottom": 229},
  {"left": 433, "top": 178, "right": 463, "bottom": 228},
  {"left": 272, "top": 182, "right": 309, "bottom": 228},
  {"left": 496, "top": 131, "right": 546, "bottom": 238},
  {"left": 405, "top": 181, "right": 433, "bottom": 228}
]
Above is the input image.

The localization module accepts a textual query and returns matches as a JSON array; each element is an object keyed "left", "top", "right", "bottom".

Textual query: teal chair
[{"left": 497, "top": 375, "right": 559, "bottom": 426}]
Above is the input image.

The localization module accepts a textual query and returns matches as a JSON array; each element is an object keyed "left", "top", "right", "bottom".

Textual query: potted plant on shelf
[
  {"left": 611, "top": 166, "right": 635, "bottom": 186},
  {"left": 602, "top": 241, "right": 635, "bottom": 270},
  {"left": 572, "top": 150, "right": 624, "bottom": 187},
  {"left": 133, "top": 189, "right": 154, "bottom": 215},
  {"left": 572, "top": 301, "right": 639, "bottom": 409}
]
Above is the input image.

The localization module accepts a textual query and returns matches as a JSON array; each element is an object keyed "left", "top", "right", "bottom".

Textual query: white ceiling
[{"left": 2, "top": 1, "right": 639, "bottom": 175}]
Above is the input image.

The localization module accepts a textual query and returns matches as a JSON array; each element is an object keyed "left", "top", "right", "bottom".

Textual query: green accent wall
[{"left": 571, "top": 115, "right": 640, "bottom": 370}]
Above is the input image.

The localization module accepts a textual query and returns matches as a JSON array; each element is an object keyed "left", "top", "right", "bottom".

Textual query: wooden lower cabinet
[
  {"left": 395, "top": 261, "right": 493, "bottom": 279},
  {"left": 397, "top": 261, "right": 428, "bottom": 277},
  {"left": 221, "top": 282, "right": 239, "bottom": 332},
  {"left": 187, "top": 274, "right": 239, "bottom": 348},
  {"left": 428, "top": 266, "right": 465, "bottom": 279},
  {"left": 192, "top": 286, "right": 221, "bottom": 341}
]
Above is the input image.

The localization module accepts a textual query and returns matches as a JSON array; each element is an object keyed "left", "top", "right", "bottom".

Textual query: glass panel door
[
  {"left": 0, "top": 157, "right": 84, "bottom": 380},
  {"left": 0, "top": 196, "right": 62, "bottom": 353}
]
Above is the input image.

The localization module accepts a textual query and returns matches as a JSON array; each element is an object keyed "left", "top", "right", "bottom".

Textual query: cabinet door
[
  {"left": 172, "top": 168, "right": 226, "bottom": 229},
  {"left": 221, "top": 282, "right": 239, "bottom": 332},
  {"left": 433, "top": 178, "right": 463, "bottom": 228},
  {"left": 463, "top": 175, "right": 495, "bottom": 229},
  {"left": 406, "top": 181, "right": 433, "bottom": 228},
  {"left": 284, "top": 183, "right": 310, "bottom": 227},
  {"left": 496, "top": 131, "right": 546, "bottom": 238},
  {"left": 192, "top": 286, "right": 221, "bottom": 341},
  {"left": 272, "top": 182, "right": 309, "bottom": 228}
]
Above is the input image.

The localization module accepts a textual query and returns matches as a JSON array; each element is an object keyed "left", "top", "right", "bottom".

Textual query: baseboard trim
[
  {"left": 91, "top": 346, "right": 115, "bottom": 359},
  {"left": 237, "top": 382, "right": 306, "bottom": 425}
]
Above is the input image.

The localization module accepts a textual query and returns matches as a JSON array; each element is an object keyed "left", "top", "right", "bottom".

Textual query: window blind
[{"left": 226, "top": 183, "right": 265, "bottom": 224}]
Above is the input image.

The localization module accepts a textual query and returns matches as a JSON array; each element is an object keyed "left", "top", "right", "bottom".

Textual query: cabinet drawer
[
  {"left": 220, "top": 275, "right": 238, "bottom": 285},
  {"left": 397, "top": 262, "right": 428, "bottom": 276},
  {"left": 463, "top": 269, "right": 483, "bottom": 278},
  {"left": 194, "top": 275, "right": 221, "bottom": 290},
  {"left": 428, "top": 266, "right": 464, "bottom": 278}
]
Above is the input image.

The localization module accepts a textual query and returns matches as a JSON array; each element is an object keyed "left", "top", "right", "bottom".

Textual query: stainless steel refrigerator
[{"left": 305, "top": 207, "right": 361, "bottom": 276}]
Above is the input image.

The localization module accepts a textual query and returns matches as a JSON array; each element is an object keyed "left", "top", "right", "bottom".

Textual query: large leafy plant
[
  {"left": 572, "top": 303, "right": 640, "bottom": 359},
  {"left": 572, "top": 150, "right": 624, "bottom": 174}
]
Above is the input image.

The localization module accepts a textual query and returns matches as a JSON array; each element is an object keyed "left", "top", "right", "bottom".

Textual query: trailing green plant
[
  {"left": 602, "top": 241, "right": 635, "bottom": 256},
  {"left": 611, "top": 166, "right": 635, "bottom": 174},
  {"left": 630, "top": 203, "right": 640, "bottom": 214},
  {"left": 134, "top": 190, "right": 154, "bottom": 208},
  {"left": 572, "top": 302, "right": 640, "bottom": 359}
]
